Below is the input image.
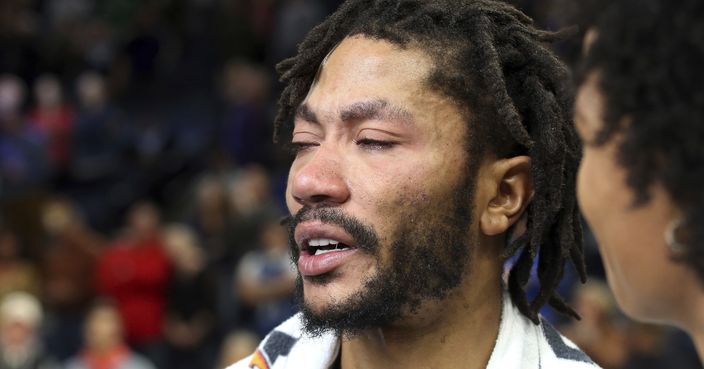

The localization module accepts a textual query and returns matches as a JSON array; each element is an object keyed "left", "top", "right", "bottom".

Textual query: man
[
  {"left": 0, "top": 292, "right": 57, "bottom": 369},
  {"left": 228, "top": 1, "right": 598, "bottom": 368}
]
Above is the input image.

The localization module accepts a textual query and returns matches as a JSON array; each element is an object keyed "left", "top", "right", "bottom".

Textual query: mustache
[{"left": 286, "top": 206, "right": 380, "bottom": 262}]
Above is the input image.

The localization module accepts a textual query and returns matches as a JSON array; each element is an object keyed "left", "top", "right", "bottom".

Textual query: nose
[{"left": 290, "top": 147, "right": 350, "bottom": 207}]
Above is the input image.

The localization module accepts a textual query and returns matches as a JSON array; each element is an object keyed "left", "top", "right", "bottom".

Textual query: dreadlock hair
[
  {"left": 576, "top": 0, "right": 704, "bottom": 283},
  {"left": 274, "top": 0, "right": 585, "bottom": 324}
]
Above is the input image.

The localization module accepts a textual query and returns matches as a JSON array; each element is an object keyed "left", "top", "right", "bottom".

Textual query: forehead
[
  {"left": 575, "top": 72, "right": 605, "bottom": 133},
  {"left": 304, "top": 35, "right": 435, "bottom": 116}
]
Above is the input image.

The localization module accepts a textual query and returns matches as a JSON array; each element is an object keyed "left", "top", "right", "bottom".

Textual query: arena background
[{"left": 0, "top": 0, "right": 699, "bottom": 368}]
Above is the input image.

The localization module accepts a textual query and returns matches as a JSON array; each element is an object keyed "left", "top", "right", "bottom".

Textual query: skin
[
  {"left": 286, "top": 35, "right": 533, "bottom": 369},
  {"left": 575, "top": 71, "right": 704, "bottom": 359},
  {"left": 84, "top": 306, "right": 124, "bottom": 353}
]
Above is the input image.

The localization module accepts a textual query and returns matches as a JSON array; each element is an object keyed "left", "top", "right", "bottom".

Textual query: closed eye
[
  {"left": 354, "top": 138, "right": 397, "bottom": 151},
  {"left": 286, "top": 141, "right": 319, "bottom": 156}
]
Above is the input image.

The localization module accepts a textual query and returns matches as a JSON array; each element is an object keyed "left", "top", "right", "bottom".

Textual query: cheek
[
  {"left": 576, "top": 149, "right": 613, "bottom": 229},
  {"left": 352, "top": 165, "right": 430, "bottom": 243},
  {"left": 578, "top": 148, "right": 683, "bottom": 321},
  {"left": 286, "top": 161, "right": 306, "bottom": 215},
  {"left": 353, "top": 157, "right": 463, "bottom": 244},
  {"left": 577, "top": 149, "right": 637, "bottom": 306},
  {"left": 285, "top": 175, "right": 297, "bottom": 214}
]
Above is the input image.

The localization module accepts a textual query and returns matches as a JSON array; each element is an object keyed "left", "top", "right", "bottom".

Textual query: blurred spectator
[
  {"left": 41, "top": 197, "right": 101, "bottom": 317},
  {"left": 96, "top": 202, "right": 171, "bottom": 365},
  {"left": 219, "top": 61, "right": 272, "bottom": 167},
  {"left": 190, "top": 175, "right": 239, "bottom": 270},
  {"left": 162, "top": 224, "right": 216, "bottom": 369},
  {"left": 215, "top": 330, "right": 259, "bottom": 369},
  {"left": 219, "top": 166, "right": 283, "bottom": 334},
  {"left": 0, "top": 74, "right": 48, "bottom": 197},
  {"left": 40, "top": 198, "right": 102, "bottom": 360},
  {"left": 229, "top": 165, "right": 280, "bottom": 222},
  {"left": 0, "top": 74, "right": 48, "bottom": 260},
  {"left": 0, "top": 292, "right": 56, "bottom": 369},
  {"left": 235, "top": 219, "right": 295, "bottom": 337},
  {"left": 0, "top": 229, "right": 40, "bottom": 300},
  {"left": 64, "top": 300, "right": 156, "bottom": 369},
  {"left": 561, "top": 280, "right": 630, "bottom": 369},
  {"left": 69, "top": 70, "right": 129, "bottom": 232},
  {"left": 225, "top": 165, "right": 283, "bottom": 267},
  {"left": 190, "top": 169, "right": 268, "bottom": 334},
  {"left": 70, "top": 71, "right": 126, "bottom": 184},
  {"left": 28, "top": 74, "right": 75, "bottom": 180}
]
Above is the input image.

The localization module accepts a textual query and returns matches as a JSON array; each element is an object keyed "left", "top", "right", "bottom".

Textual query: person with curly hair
[
  {"left": 227, "top": 0, "right": 600, "bottom": 368},
  {"left": 573, "top": 0, "right": 704, "bottom": 363}
]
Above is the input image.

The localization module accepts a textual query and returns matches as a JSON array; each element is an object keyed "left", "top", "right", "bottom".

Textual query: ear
[{"left": 479, "top": 156, "right": 533, "bottom": 237}]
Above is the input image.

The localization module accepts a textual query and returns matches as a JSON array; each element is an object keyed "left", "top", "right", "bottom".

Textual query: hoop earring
[{"left": 664, "top": 218, "right": 687, "bottom": 254}]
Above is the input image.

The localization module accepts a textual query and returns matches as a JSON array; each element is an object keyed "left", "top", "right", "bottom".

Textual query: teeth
[
  {"left": 315, "top": 248, "right": 342, "bottom": 256},
  {"left": 308, "top": 238, "right": 340, "bottom": 247},
  {"left": 306, "top": 238, "right": 351, "bottom": 256}
]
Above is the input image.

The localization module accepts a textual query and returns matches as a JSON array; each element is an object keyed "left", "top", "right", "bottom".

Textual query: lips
[{"left": 294, "top": 221, "right": 361, "bottom": 276}]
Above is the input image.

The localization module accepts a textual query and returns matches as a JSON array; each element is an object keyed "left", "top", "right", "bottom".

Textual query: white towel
[{"left": 226, "top": 291, "right": 601, "bottom": 369}]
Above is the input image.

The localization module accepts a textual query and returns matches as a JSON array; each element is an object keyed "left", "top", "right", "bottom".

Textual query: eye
[
  {"left": 354, "top": 138, "right": 397, "bottom": 151},
  {"left": 286, "top": 141, "right": 318, "bottom": 156}
]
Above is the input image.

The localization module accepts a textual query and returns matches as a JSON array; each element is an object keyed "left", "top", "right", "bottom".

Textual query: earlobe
[
  {"left": 481, "top": 211, "right": 510, "bottom": 236},
  {"left": 479, "top": 156, "right": 533, "bottom": 237}
]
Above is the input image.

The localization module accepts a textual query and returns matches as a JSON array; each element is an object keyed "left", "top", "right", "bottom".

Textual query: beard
[{"left": 287, "top": 170, "right": 475, "bottom": 337}]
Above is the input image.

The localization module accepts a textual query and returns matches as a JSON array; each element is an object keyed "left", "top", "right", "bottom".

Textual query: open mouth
[{"left": 304, "top": 238, "right": 354, "bottom": 256}]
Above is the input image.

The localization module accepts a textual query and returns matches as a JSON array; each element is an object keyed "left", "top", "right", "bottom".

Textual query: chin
[
  {"left": 299, "top": 278, "right": 345, "bottom": 313},
  {"left": 607, "top": 273, "right": 666, "bottom": 325},
  {"left": 609, "top": 283, "right": 641, "bottom": 318},
  {"left": 302, "top": 286, "right": 356, "bottom": 312},
  {"left": 302, "top": 288, "right": 334, "bottom": 308}
]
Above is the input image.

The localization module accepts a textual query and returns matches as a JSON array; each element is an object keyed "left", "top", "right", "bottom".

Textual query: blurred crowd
[{"left": 0, "top": 0, "right": 700, "bottom": 369}]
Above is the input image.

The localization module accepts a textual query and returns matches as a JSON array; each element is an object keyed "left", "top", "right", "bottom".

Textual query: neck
[
  {"left": 89, "top": 341, "right": 124, "bottom": 356},
  {"left": 340, "top": 255, "right": 503, "bottom": 369},
  {"left": 684, "top": 293, "right": 704, "bottom": 365}
]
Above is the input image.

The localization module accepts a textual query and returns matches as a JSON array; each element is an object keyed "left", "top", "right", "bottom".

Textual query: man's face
[{"left": 285, "top": 35, "right": 479, "bottom": 334}]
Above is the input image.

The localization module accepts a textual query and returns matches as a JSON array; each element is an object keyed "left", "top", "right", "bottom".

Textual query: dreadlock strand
[
  {"left": 509, "top": 247, "right": 539, "bottom": 323},
  {"left": 469, "top": 15, "right": 534, "bottom": 148},
  {"left": 532, "top": 233, "right": 562, "bottom": 310},
  {"left": 549, "top": 294, "right": 580, "bottom": 320},
  {"left": 504, "top": 231, "right": 529, "bottom": 259}
]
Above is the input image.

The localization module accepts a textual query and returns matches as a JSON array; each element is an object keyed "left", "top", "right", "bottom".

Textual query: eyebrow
[
  {"left": 295, "top": 103, "right": 320, "bottom": 124},
  {"left": 295, "top": 99, "right": 414, "bottom": 126}
]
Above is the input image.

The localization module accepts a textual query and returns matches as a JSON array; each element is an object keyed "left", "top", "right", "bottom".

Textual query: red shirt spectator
[
  {"left": 96, "top": 203, "right": 171, "bottom": 346},
  {"left": 97, "top": 235, "right": 170, "bottom": 345}
]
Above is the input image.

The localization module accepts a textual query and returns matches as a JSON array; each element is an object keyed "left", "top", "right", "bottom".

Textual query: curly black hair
[
  {"left": 275, "top": 0, "right": 586, "bottom": 323},
  {"left": 577, "top": 0, "right": 704, "bottom": 282}
]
